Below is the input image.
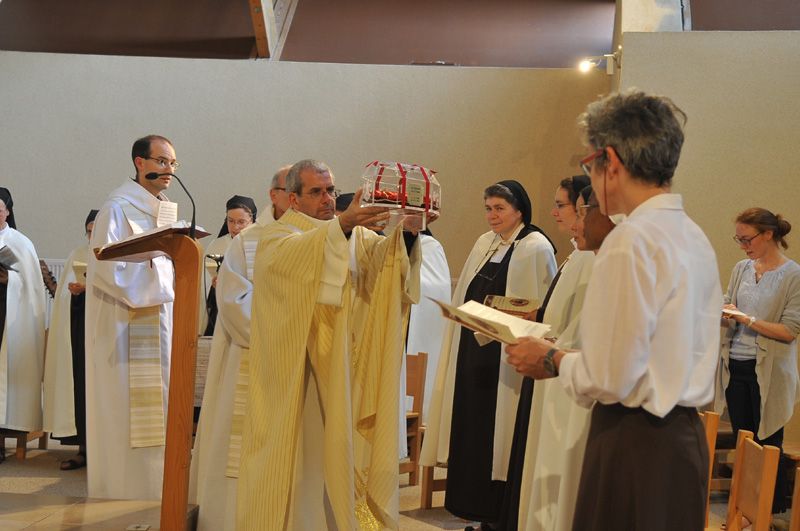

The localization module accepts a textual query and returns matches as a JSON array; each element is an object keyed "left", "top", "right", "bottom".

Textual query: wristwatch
[
  {"left": 543, "top": 348, "right": 559, "bottom": 377},
  {"left": 747, "top": 315, "right": 757, "bottom": 328}
]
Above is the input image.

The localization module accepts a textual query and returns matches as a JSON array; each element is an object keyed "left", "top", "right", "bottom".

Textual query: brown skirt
[{"left": 571, "top": 403, "right": 708, "bottom": 531}]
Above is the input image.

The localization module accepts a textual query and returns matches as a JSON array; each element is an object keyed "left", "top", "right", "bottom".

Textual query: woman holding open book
[
  {"left": 716, "top": 207, "right": 800, "bottom": 513},
  {"left": 421, "top": 180, "right": 556, "bottom": 530}
]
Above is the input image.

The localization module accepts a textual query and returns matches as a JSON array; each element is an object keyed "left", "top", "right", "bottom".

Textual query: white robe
[
  {"left": 190, "top": 220, "right": 266, "bottom": 531},
  {"left": 0, "top": 225, "right": 46, "bottom": 431},
  {"left": 399, "top": 235, "right": 451, "bottom": 457},
  {"left": 421, "top": 227, "right": 556, "bottom": 481},
  {"left": 519, "top": 249, "right": 595, "bottom": 531},
  {"left": 85, "top": 179, "right": 175, "bottom": 500},
  {"left": 42, "top": 244, "right": 88, "bottom": 437}
]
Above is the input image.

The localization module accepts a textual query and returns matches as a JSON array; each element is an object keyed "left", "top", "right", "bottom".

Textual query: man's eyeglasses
[
  {"left": 733, "top": 232, "right": 762, "bottom": 246},
  {"left": 554, "top": 201, "right": 572, "bottom": 210},
  {"left": 301, "top": 187, "right": 340, "bottom": 200},
  {"left": 147, "top": 157, "right": 180, "bottom": 170},
  {"left": 579, "top": 148, "right": 605, "bottom": 178}
]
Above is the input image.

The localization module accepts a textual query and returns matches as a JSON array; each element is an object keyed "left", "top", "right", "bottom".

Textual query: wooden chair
[
  {"left": 0, "top": 429, "right": 48, "bottom": 460},
  {"left": 420, "top": 461, "right": 447, "bottom": 509},
  {"left": 699, "top": 410, "right": 720, "bottom": 528},
  {"left": 788, "top": 467, "right": 800, "bottom": 531},
  {"left": 399, "top": 352, "right": 427, "bottom": 486},
  {"left": 725, "top": 430, "right": 780, "bottom": 531}
]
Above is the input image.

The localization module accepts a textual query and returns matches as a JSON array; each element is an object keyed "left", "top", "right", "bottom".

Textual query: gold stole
[
  {"left": 225, "top": 232, "right": 259, "bottom": 477},
  {"left": 120, "top": 201, "right": 166, "bottom": 448}
]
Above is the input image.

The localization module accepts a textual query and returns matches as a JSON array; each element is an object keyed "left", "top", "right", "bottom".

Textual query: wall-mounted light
[{"left": 578, "top": 48, "right": 621, "bottom": 75}]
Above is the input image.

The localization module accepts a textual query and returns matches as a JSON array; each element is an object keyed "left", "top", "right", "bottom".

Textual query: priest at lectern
[{"left": 85, "top": 135, "right": 179, "bottom": 500}]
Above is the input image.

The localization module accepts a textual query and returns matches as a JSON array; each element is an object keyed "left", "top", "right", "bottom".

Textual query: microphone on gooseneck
[{"left": 145, "top": 172, "right": 197, "bottom": 239}]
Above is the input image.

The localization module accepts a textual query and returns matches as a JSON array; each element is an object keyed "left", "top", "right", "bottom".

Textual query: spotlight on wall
[{"left": 577, "top": 49, "right": 620, "bottom": 75}]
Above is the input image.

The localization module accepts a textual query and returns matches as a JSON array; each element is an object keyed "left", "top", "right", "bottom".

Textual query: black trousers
[
  {"left": 571, "top": 403, "right": 708, "bottom": 531},
  {"left": 725, "top": 358, "right": 790, "bottom": 513}
]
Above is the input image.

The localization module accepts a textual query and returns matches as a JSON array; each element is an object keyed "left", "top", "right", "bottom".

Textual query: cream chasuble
[
  {"left": 85, "top": 179, "right": 175, "bottom": 500},
  {"left": 0, "top": 225, "right": 46, "bottom": 432},
  {"left": 519, "top": 249, "right": 595, "bottom": 531},
  {"left": 237, "top": 209, "right": 420, "bottom": 531},
  {"left": 43, "top": 244, "right": 88, "bottom": 437}
]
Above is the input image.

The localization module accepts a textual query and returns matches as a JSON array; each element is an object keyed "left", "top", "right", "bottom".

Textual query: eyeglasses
[
  {"left": 579, "top": 148, "right": 605, "bottom": 177},
  {"left": 733, "top": 232, "right": 762, "bottom": 246},
  {"left": 554, "top": 201, "right": 572, "bottom": 210},
  {"left": 300, "top": 186, "right": 340, "bottom": 200},
  {"left": 226, "top": 217, "right": 252, "bottom": 227},
  {"left": 272, "top": 187, "right": 286, "bottom": 192},
  {"left": 146, "top": 157, "right": 180, "bottom": 170},
  {"left": 474, "top": 238, "right": 514, "bottom": 282}
]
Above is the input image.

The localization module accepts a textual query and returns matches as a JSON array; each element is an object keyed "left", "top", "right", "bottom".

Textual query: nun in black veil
[
  {"left": 421, "top": 180, "right": 557, "bottom": 529},
  {"left": 202, "top": 195, "right": 257, "bottom": 336}
]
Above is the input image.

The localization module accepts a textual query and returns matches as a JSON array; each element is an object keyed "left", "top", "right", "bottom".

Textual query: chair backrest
[
  {"left": 726, "top": 430, "right": 780, "bottom": 531},
  {"left": 699, "top": 410, "right": 720, "bottom": 528},
  {"left": 406, "top": 352, "right": 428, "bottom": 416},
  {"left": 789, "top": 467, "right": 800, "bottom": 531}
]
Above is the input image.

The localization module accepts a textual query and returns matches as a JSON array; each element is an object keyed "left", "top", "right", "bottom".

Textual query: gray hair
[
  {"left": 579, "top": 89, "right": 687, "bottom": 187},
  {"left": 483, "top": 183, "right": 520, "bottom": 210},
  {"left": 270, "top": 165, "right": 291, "bottom": 190},
  {"left": 285, "top": 159, "right": 333, "bottom": 194}
]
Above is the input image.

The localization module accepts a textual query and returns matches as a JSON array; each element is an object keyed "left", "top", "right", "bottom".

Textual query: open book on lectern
[
  {"left": 95, "top": 220, "right": 210, "bottom": 263},
  {"left": 429, "top": 297, "right": 551, "bottom": 345}
]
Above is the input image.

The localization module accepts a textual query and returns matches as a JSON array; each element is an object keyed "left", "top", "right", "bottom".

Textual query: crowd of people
[{"left": 1, "top": 88, "right": 798, "bottom": 531}]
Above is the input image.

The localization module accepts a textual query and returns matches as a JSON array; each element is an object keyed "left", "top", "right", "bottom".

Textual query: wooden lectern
[{"left": 96, "top": 225, "right": 206, "bottom": 531}]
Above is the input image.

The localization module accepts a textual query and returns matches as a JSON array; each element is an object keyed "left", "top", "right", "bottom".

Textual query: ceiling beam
[{"left": 247, "top": 0, "right": 272, "bottom": 58}]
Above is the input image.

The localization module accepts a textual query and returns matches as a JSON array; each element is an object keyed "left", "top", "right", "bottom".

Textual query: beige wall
[
  {"left": 620, "top": 31, "right": 800, "bottom": 284},
  {"left": 0, "top": 51, "right": 609, "bottom": 273}
]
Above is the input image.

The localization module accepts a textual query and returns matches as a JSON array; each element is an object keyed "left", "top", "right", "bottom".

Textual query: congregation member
[
  {"left": 201, "top": 195, "right": 257, "bottom": 336},
  {"left": 717, "top": 207, "right": 800, "bottom": 513},
  {"left": 190, "top": 169, "right": 286, "bottom": 531},
  {"left": 506, "top": 90, "right": 722, "bottom": 530},
  {"left": 517, "top": 186, "right": 616, "bottom": 531},
  {"left": 237, "top": 159, "right": 424, "bottom": 530},
  {"left": 43, "top": 209, "right": 98, "bottom": 471},
  {"left": 498, "top": 175, "right": 591, "bottom": 530},
  {"left": 257, "top": 164, "right": 292, "bottom": 224},
  {"left": 0, "top": 188, "right": 46, "bottom": 462},
  {"left": 422, "top": 180, "right": 556, "bottom": 529},
  {"left": 85, "top": 134, "right": 179, "bottom": 500}
]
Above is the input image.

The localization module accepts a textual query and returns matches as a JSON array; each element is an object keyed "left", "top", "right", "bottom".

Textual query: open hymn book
[
  {"left": 0, "top": 245, "right": 19, "bottom": 271},
  {"left": 430, "top": 297, "right": 551, "bottom": 345}
]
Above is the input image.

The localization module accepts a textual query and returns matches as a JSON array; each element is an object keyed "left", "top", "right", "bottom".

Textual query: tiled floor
[
  {"left": 0, "top": 438, "right": 790, "bottom": 530},
  {"left": 0, "top": 492, "right": 197, "bottom": 530}
]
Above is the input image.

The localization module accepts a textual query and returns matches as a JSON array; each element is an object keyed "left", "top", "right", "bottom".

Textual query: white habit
[
  {"left": 85, "top": 179, "right": 175, "bottom": 500},
  {"left": 519, "top": 248, "right": 595, "bottom": 530},
  {"left": 42, "top": 244, "right": 88, "bottom": 437},
  {"left": 0, "top": 225, "right": 46, "bottom": 431},
  {"left": 399, "top": 234, "right": 451, "bottom": 457}
]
